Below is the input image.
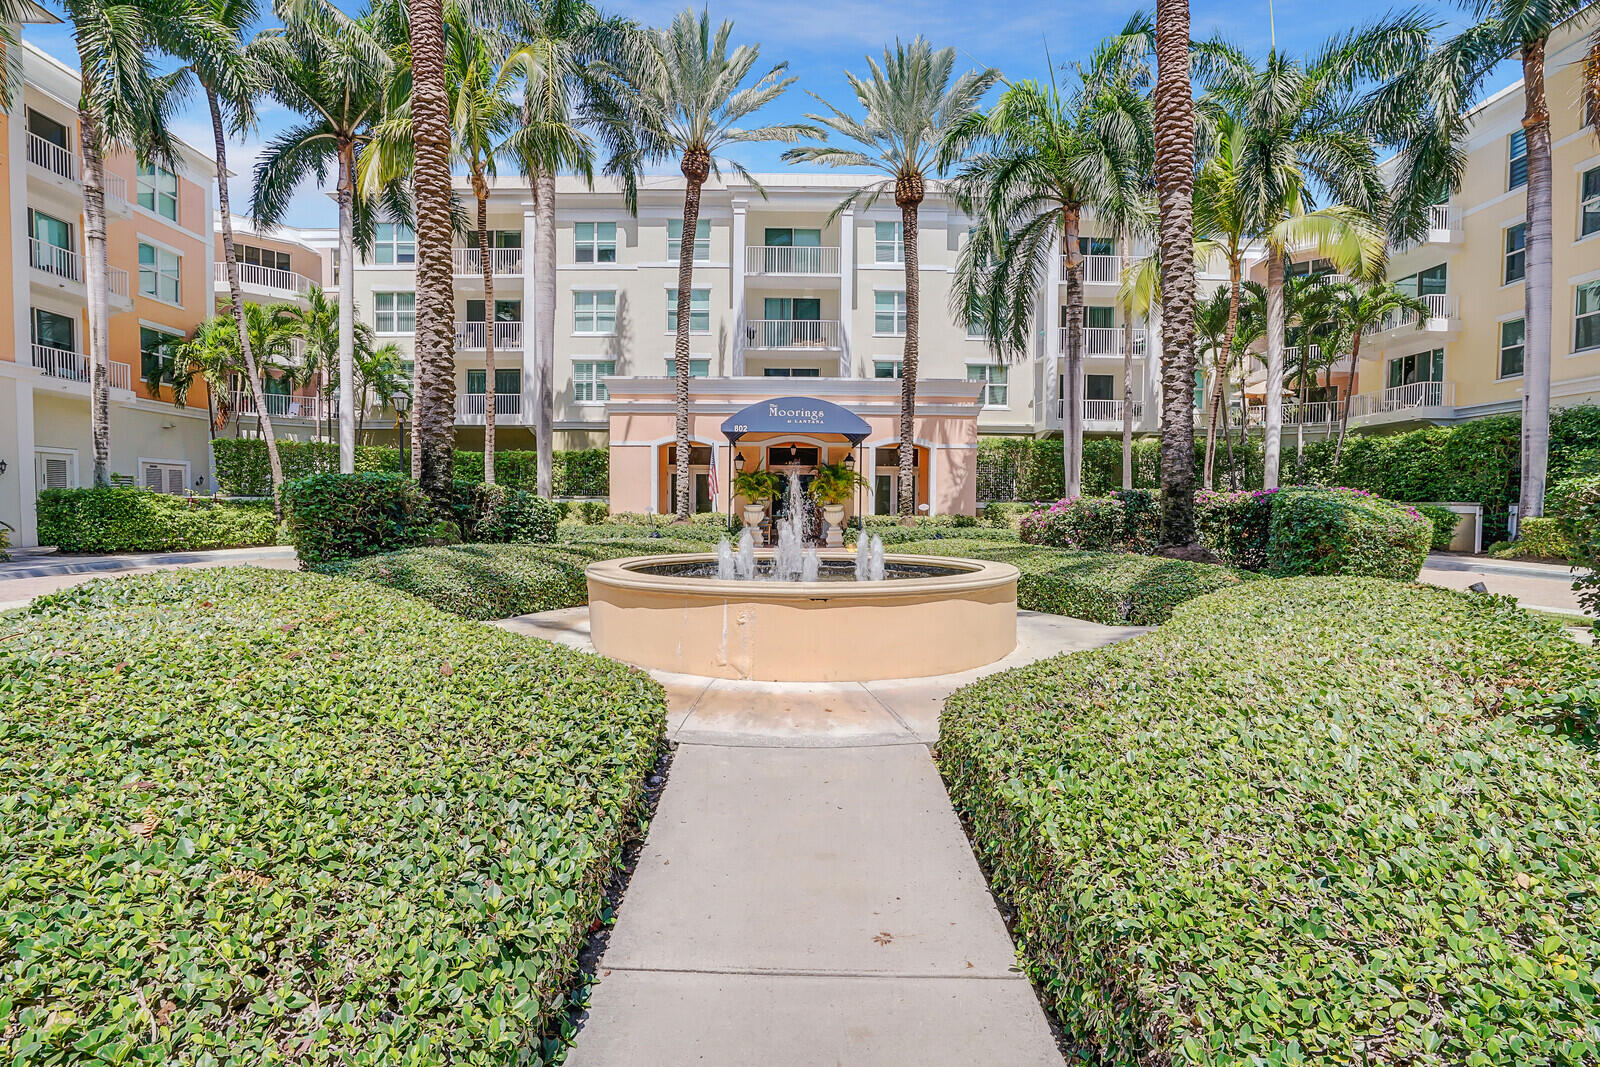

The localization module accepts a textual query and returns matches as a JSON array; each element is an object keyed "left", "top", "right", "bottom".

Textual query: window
[
  {"left": 240, "top": 244, "right": 291, "bottom": 272},
  {"left": 663, "top": 357, "right": 711, "bottom": 377},
  {"left": 763, "top": 296, "right": 820, "bottom": 321},
  {"left": 35, "top": 448, "right": 77, "bottom": 491},
  {"left": 31, "top": 308, "right": 75, "bottom": 352},
  {"left": 466, "top": 298, "right": 522, "bottom": 322},
  {"left": 1078, "top": 236, "right": 1115, "bottom": 256},
  {"left": 1576, "top": 280, "right": 1600, "bottom": 351},
  {"left": 573, "top": 290, "right": 616, "bottom": 334},
  {"left": 966, "top": 363, "right": 1008, "bottom": 407},
  {"left": 573, "top": 359, "right": 615, "bottom": 402},
  {"left": 1085, "top": 373, "right": 1116, "bottom": 400},
  {"left": 668, "top": 219, "right": 711, "bottom": 262},
  {"left": 139, "top": 325, "right": 181, "bottom": 385},
  {"left": 1499, "top": 318, "right": 1525, "bottom": 379},
  {"left": 138, "top": 242, "right": 181, "bottom": 304},
  {"left": 26, "top": 109, "right": 69, "bottom": 150},
  {"left": 467, "top": 368, "right": 522, "bottom": 394},
  {"left": 875, "top": 221, "right": 904, "bottom": 263},
  {"left": 574, "top": 222, "right": 617, "bottom": 263},
  {"left": 137, "top": 163, "right": 179, "bottom": 221},
  {"left": 1386, "top": 348, "right": 1444, "bottom": 388},
  {"left": 764, "top": 227, "right": 821, "bottom": 247},
  {"left": 667, "top": 287, "right": 711, "bottom": 333},
  {"left": 874, "top": 290, "right": 907, "bottom": 334},
  {"left": 873, "top": 359, "right": 902, "bottom": 379},
  {"left": 493, "top": 229, "right": 522, "bottom": 249},
  {"left": 1508, "top": 129, "right": 1527, "bottom": 190},
  {"left": 1504, "top": 224, "right": 1526, "bottom": 283},
  {"left": 1083, "top": 306, "right": 1115, "bottom": 329},
  {"left": 374, "top": 223, "right": 415, "bottom": 265},
  {"left": 374, "top": 291, "right": 415, "bottom": 333},
  {"left": 1582, "top": 168, "right": 1600, "bottom": 238},
  {"left": 140, "top": 460, "right": 189, "bottom": 495},
  {"left": 762, "top": 367, "right": 820, "bottom": 377},
  {"left": 1394, "top": 263, "right": 1448, "bottom": 299}
]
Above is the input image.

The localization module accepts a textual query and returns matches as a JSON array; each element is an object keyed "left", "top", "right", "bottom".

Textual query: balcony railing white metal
[
  {"left": 1058, "top": 325, "right": 1146, "bottom": 357},
  {"left": 746, "top": 245, "right": 840, "bottom": 274},
  {"left": 1244, "top": 400, "right": 1342, "bottom": 426},
  {"left": 26, "top": 133, "right": 76, "bottom": 181},
  {"left": 457, "top": 393, "right": 523, "bottom": 418},
  {"left": 29, "top": 238, "right": 81, "bottom": 283},
  {"left": 454, "top": 320, "right": 524, "bottom": 350},
  {"left": 1427, "top": 204, "right": 1461, "bottom": 232},
  {"left": 1060, "top": 253, "right": 1124, "bottom": 284},
  {"left": 108, "top": 266, "right": 129, "bottom": 299},
  {"left": 217, "top": 260, "right": 315, "bottom": 295},
  {"left": 744, "top": 319, "right": 842, "bottom": 349},
  {"left": 31, "top": 345, "right": 131, "bottom": 390},
  {"left": 452, "top": 247, "right": 525, "bottom": 276},
  {"left": 1363, "top": 293, "right": 1457, "bottom": 334},
  {"left": 1349, "top": 380, "right": 1455, "bottom": 418},
  {"left": 230, "top": 391, "right": 326, "bottom": 420},
  {"left": 1055, "top": 397, "right": 1145, "bottom": 422}
]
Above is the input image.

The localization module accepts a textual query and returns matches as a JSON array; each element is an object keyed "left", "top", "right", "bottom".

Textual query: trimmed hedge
[
  {"left": 0, "top": 567, "right": 666, "bottom": 1063},
  {"left": 212, "top": 438, "right": 609, "bottom": 498},
  {"left": 1489, "top": 517, "right": 1579, "bottom": 561},
  {"left": 467, "top": 484, "right": 561, "bottom": 544},
  {"left": 36, "top": 488, "right": 278, "bottom": 552},
  {"left": 281, "top": 472, "right": 434, "bottom": 565},
  {"left": 939, "top": 578, "right": 1600, "bottom": 1065},
  {"left": 1196, "top": 487, "right": 1431, "bottom": 580}
]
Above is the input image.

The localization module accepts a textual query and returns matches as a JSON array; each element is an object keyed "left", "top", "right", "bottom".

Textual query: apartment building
[{"left": 1, "top": 30, "right": 219, "bottom": 546}]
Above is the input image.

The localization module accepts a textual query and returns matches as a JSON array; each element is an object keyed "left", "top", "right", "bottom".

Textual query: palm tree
[
  {"left": 501, "top": 0, "right": 646, "bottom": 498},
  {"left": 355, "top": 341, "right": 409, "bottom": 438},
  {"left": 279, "top": 285, "right": 340, "bottom": 442},
  {"left": 250, "top": 4, "right": 393, "bottom": 475},
  {"left": 945, "top": 27, "right": 1149, "bottom": 500},
  {"left": 640, "top": 8, "right": 813, "bottom": 521},
  {"left": 786, "top": 37, "right": 997, "bottom": 516},
  {"left": 1316, "top": 280, "right": 1430, "bottom": 465},
  {"left": 168, "top": 316, "right": 246, "bottom": 455}
]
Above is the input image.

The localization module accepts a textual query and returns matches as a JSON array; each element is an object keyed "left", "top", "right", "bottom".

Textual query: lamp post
[
  {"left": 392, "top": 392, "right": 411, "bottom": 477},
  {"left": 844, "top": 448, "right": 857, "bottom": 538}
]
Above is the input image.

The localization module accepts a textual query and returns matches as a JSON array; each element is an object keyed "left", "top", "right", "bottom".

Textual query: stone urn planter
[
  {"left": 742, "top": 503, "right": 767, "bottom": 531},
  {"left": 820, "top": 503, "right": 846, "bottom": 547}
]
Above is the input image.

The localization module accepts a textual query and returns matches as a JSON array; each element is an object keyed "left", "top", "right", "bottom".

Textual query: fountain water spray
[
  {"left": 716, "top": 537, "right": 736, "bottom": 580},
  {"left": 868, "top": 534, "right": 885, "bottom": 582},
  {"left": 735, "top": 528, "right": 756, "bottom": 580}
]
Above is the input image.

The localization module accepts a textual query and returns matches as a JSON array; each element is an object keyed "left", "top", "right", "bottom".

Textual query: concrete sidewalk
[
  {"left": 0, "top": 545, "right": 297, "bottom": 610},
  {"left": 497, "top": 609, "right": 1145, "bottom": 1066},
  {"left": 1421, "top": 551, "right": 1587, "bottom": 616}
]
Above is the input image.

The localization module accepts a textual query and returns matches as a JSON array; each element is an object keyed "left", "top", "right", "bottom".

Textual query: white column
[
  {"left": 731, "top": 199, "right": 747, "bottom": 376},
  {"left": 838, "top": 206, "right": 855, "bottom": 377},
  {"left": 522, "top": 203, "right": 538, "bottom": 421},
  {"left": 1044, "top": 245, "right": 1063, "bottom": 426},
  {"left": 4, "top": 375, "right": 38, "bottom": 546}
]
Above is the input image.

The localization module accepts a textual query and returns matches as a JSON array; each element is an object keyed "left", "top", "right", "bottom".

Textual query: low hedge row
[
  {"left": 212, "top": 438, "right": 609, "bottom": 497},
  {"left": 939, "top": 578, "right": 1600, "bottom": 1064},
  {"left": 36, "top": 488, "right": 279, "bottom": 553},
  {"left": 1489, "top": 517, "right": 1579, "bottom": 561},
  {"left": 1, "top": 567, "right": 666, "bottom": 1063},
  {"left": 1194, "top": 487, "right": 1431, "bottom": 580},
  {"left": 281, "top": 472, "right": 435, "bottom": 565}
]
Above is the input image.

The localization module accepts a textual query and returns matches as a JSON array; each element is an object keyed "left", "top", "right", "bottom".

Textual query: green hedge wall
[
  {"left": 281, "top": 472, "right": 435, "bottom": 565},
  {"left": 212, "top": 438, "right": 609, "bottom": 498},
  {"left": 36, "top": 488, "right": 279, "bottom": 552},
  {"left": 940, "top": 577, "right": 1600, "bottom": 1064},
  {"left": 2, "top": 567, "right": 666, "bottom": 1063}
]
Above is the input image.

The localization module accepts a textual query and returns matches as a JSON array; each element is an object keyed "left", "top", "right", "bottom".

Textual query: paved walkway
[
  {"left": 0, "top": 545, "right": 297, "bottom": 610},
  {"left": 1421, "top": 551, "right": 1587, "bottom": 617},
  {"left": 496, "top": 609, "right": 1145, "bottom": 1065}
]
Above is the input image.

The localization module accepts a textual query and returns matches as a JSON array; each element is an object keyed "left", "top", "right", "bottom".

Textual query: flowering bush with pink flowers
[{"left": 1019, "top": 490, "right": 1159, "bottom": 551}]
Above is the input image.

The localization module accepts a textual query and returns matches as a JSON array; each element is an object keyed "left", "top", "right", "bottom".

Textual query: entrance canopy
[{"left": 720, "top": 396, "right": 871, "bottom": 444}]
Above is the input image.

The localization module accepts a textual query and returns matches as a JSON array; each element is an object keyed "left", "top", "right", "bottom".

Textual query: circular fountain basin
[{"left": 586, "top": 551, "right": 1019, "bottom": 682}]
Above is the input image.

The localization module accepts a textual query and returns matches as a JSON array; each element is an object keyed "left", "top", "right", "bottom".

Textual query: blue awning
[{"left": 720, "top": 396, "right": 872, "bottom": 443}]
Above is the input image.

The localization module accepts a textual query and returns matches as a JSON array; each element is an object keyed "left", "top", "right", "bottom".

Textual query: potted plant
[
  {"left": 733, "top": 465, "right": 782, "bottom": 529},
  {"left": 809, "top": 461, "right": 868, "bottom": 545}
]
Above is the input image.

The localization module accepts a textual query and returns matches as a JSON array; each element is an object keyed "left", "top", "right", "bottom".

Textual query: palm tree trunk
[
  {"left": 1262, "top": 251, "right": 1286, "bottom": 489},
  {"left": 1202, "top": 257, "right": 1240, "bottom": 488},
  {"left": 336, "top": 142, "right": 357, "bottom": 475},
  {"left": 1519, "top": 35, "right": 1553, "bottom": 520},
  {"left": 209, "top": 86, "right": 285, "bottom": 515},
  {"left": 673, "top": 151, "right": 709, "bottom": 520},
  {"left": 1060, "top": 207, "right": 1084, "bottom": 499},
  {"left": 77, "top": 100, "right": 112, "bottom": 487},
  {"left": 410, "top": 0, "right": 457, "bottom": 505},
  {"left": 1122, "top": 311, "right": 1135, "bottom": 490},
  {"left": 1334, "top": 331, "right": 1361, "bottom": 466},
  {"left": 535, "top": 171, "right": 556, "bottom": 498},
  {"left": 897, "top": 187, "right": 923, "bottom": 518},
  {"left": 475, "top": 177, "right": 496, "bottom": 486},
  {"left": 1153, "top": 0, "right": 1199, "bottom": 544}
]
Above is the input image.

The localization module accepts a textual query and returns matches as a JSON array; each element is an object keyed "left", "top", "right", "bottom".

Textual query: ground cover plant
[
  {"left": 939, "top": 578, "right": 1600, "bottom": 1065},
  {"left": 0, "top": 567, "right": 667, "bottom": 1063},
  {"left": 35, "top": 488, "right": 279, "bottom": 553}
]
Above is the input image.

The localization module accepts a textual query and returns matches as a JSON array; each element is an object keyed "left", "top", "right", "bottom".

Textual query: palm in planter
[
  {"left": 809, "top": 461, "right": 868, "bottom": 545},
  {"left": 733, "top": 466, "right": 782, "bottom": 528}
]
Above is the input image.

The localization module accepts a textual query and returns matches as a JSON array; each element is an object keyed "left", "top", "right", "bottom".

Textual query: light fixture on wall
[{"left": 734, "top": 451, "right": 746, "bottom": 473}]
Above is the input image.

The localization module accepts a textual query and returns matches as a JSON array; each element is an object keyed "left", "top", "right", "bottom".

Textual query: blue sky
[{"left": 22, "top": 0, "right": 1487, "bottom": 227}]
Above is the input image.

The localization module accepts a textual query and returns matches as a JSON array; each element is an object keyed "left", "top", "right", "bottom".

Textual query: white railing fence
[
  {"left": 31, "top": 345, "right": 132, "bottom": 391},
  {"left": 1058, "top": 326, "right": 1146, "bottom": 357},
  {"left": 1349, "top": 381, "right": 1455, "bottom": 417},
  {"left": 29, "top": 238, "right": 81, "bottom": 283},
  {"left": 744, "top": 319, "right": 843, "bottom": 348},
  {"left": 231, "top": 391, "right": 326, "bottom": 420},
  {"left": 217, "top": 260, "right": 314, "bottom": 294},
  {"left": 456, "top": 393, "right": 523, "bottom": 418},
  {"left": 454, "top": 321, "right": 525, "bottom": 350},
  {"left": 1061, "top": 253, "right": 1124, "bottom": 284},
  {"left": 746, "top": 245, "right": 840, "bottom": 274},
  {"left": 452, "top": 247, "right": 525, "bottom": 275},
  {"left": 26, "top": 133, "right": 76, "bottom": 180},
  {"left": 108, "top": 266, "right": 129, "bottom": 298},
  {"left": 1428, "top": 204, "right": 1461, "bottom": 231}
]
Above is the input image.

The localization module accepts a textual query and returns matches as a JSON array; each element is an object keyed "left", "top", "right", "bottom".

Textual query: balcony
[
  {"left": 746, "top": 245, "right": 840, "bottom": 276},
  {"left": 26, "top": 133, "right": 76, "bottom": 181},
  {"left": 230, "top": 391, "right": 327, "bottom": 421},
  {"left": 30, "top": 238, "right": 80, "bottom": 283},
  {"left": 1060, "top": 254, "right": 1125, "bottom": 285},
  {"left": 1363, "top": 293, "right": 1458, "bottom": 336},
  {"left": 32, "top": 344, "right": 131, "bottom": 390},
  {"left": 452, "top": 247, "right": 524, "bottom": 276},
  {"left": 456, "top": 392, "right": 523, "bottom": 424},
  {"left": 1056, "top": 397, "right": 1145, "bottom": 423},
  {"left": 1348, "top": 381, "right": 1455, "bottom": 423},
  {"left": 1242, "top": 399, "right": 1341, "bottom": 427},
  {"left": 455, "top": 320, "right": 524, "bottom": 350},
  {"left": 1057, "top": 326, "right": 1146, "bottom": 357},
  {"left": 744, "top": 319, "right": 842, "bottom": 350},
  {"left": 217, "top": 260, "right": 315, "bottom": 297}
]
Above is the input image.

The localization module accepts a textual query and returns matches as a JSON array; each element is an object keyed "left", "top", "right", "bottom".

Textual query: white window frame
[
  {"left": 574, "top": 222, "right": 618, "bottom": 264},
  {"left": 667, "top": 287, "right": 711, "bottom": 334},
  {"left": 373, "top": 222, "right": 416, "bottom": 265},
  {"left": 668, "top": 218, "right": 711, "bottom": 262},
  {"left": 873, "top": 359, "right": 903, "bottom": 379},
  {"left": 1503, "top": 223, "right": 1526, "bottom": 285},
  {"left": 35, "top": 447, "right": 78, "bottom": 491},
  {"left": 1508, "top": 129, "right": 1528, "bottom": 190},
  {"left": 573, "top": 289, "right": 617, "bottom": 335},
  {"left": 965, "top": 362, "right": 1008, "bottom": 408},
  {"left": 137, "top": 241, "right": 181, "bottom": 305},
  {"left": 1498, "top": 316, "right": 1525, "bottom": 380},
  {"left": 874, "top": 221, "right": 904, "bottom": 264},
  {"left": 139, "top": 458, "right": 191, "bottom": 495},
  {"left": 1581, "top": 166, "right": 1600, "bottom": 239},
  {"left": 874, "top": 290, "right": 907, "bottom": 336},
  {"left": 1575, "top": 280, "right": 1600, "bottom": 353},
  {"left": 374, "top": 291, "right": 416, "bottom": 334},
  {"left": 136, "top": 163, "right": 179, "bottom": 222},
  {"left": 662, "top": 357, "right": 711, "bottom": 377},
  {"left": 572, "top": 358, "right": 616, "bottom": 403}
]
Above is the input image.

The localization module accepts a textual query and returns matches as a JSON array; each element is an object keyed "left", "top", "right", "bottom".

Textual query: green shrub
[
  {"left": 36, "top": 488, "right": 278, "bottom": 552},
  {"left": 282, "top": 472, "right": 434, "bottom": 565},
  {"left": 1554, "top": 477, "right": 1600, "bottom": 629},
  {"left": 1415, "top": 502, "right": 1462, "bottom": 550},
  {"left": 1195, "top": 488, "right": 1275, "bottom": 570},
  {"left": 1019, "top": 496, "right": 1128, "bottom": 550},
  {"left": 865, "top": 524, "right": 1019, "bottom": 545},
  {"left": 1, "top": 567, "right": 664, "bottom": 1064},
  {"left": 572, "top": 500, "right": 610, "bottom": 524},
  {"left": 1487, "top": 516, "right": 1579, "bottom": 561},
  {"left": 1265, "top": 487, "right": 1431, "bottom": 580},
  {"left": 212, "top": 439, "right": 610, "bottom": 497},
  {"left": 939, "top": 578, "right": 1600, "bottom": 1065},
  {"left": 469, "top": 483, "right": 561, "bottom": 544}
]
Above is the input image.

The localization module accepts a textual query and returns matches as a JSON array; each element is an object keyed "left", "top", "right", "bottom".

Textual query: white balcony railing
[
  {"left": 29, "top": 238, "right": 81, "bottom": 283},
  {"left": 104, "top": 172, "right": 127, "bottom": 203},
  {"left": 456, "top": 393, "right": 523, "bottom": 418},
  {"left": 746, "top": 245, "right": 840, "bottom": 275},
  {"left": 1305, "top": 274, "right": 1352, "bottom": 288},
  {"left": 452, "top": 247, "right": 525, "bottom": 276},
  {"left": 454, "top": 320, "right": 524, "bottom": 350},
  {"left": 217, "top": 260, "right": 315, "bottom": 295},
  {"left": 110, "top": 360, "right": 131, "bottom": 391},
  {"left": 1055, "top": 397, "right": 1145, "bottom": 422},
  {"left": 1427, "top": 204, "right": 1461, "bottom": 232},
  {"left": 1061, "top": 253, "right": 1124, "bottom": 284},
  {"left": 26, "top": 133, "right": 76, "bottom": 181},
  {"left": 108, "top": 266, "right": 129, "bottom": 298},
  {"left": 1245, "top": 400, "right": 1342, "bottom": 426},
  {"left": 1364, "top": 293, "right": 1457, "bottom": 335},
  {"left": 230, "top": 391, "right": 325, "bottom": 420},
  {"left": 31, "top": 345, "right": 131, "bottom": 390},
  {"left": 744, "top": 319, "right": 842, "bottom": 349},
  {"left": 1349, "top": 381, "right": 1455, "bottom": 418},
  {"left": 1058, "top": 325, "right": 1146, "bottom": 357}
]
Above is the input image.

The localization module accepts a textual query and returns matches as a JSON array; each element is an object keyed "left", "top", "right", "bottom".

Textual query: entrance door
[{"left": 766, "top": 443, "right": 820, "bottom": 529}]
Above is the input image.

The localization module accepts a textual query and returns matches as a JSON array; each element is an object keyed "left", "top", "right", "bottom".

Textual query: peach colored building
[{"left": 604, "top": 378, "right": 984, "bottom": 517}]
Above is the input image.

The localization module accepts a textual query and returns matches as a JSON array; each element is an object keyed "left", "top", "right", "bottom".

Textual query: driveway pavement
[{"left": 1420, "top": 551, "right": 1587, "bottom": 616}]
